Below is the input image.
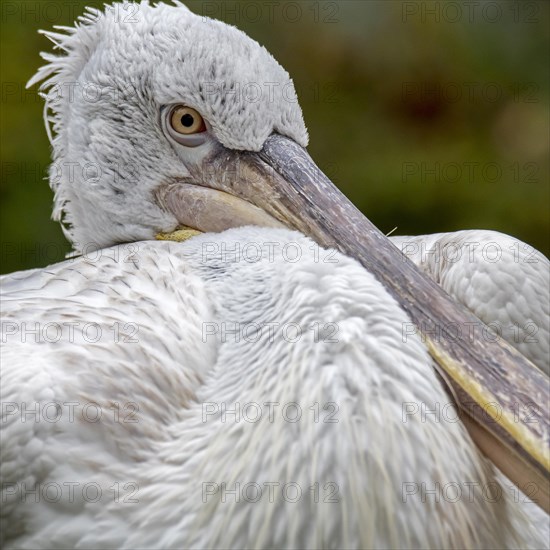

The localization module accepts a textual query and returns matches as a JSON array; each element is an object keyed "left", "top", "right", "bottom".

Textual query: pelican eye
[{"left": 169, "top": 106, "right": 206, "bottom": 135}]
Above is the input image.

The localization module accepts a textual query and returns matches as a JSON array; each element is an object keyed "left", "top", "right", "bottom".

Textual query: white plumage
[
  {"left": 1, "top": 1, "right": 548, "bottom": 548},
  {"left": 1, "top": 228, "right": 547, "bottom": 548},
  {"left": 392, "top": 230, "right": 549, "bottom": 373}
]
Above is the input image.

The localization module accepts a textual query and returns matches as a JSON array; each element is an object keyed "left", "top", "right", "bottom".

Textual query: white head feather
[{"left": 28, "top": 0, "right": 308, "bottom": 252}]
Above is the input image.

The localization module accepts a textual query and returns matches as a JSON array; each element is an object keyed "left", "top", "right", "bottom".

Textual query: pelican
[{"left": 1, "top": 1, "right": 548, "bottom": 548}]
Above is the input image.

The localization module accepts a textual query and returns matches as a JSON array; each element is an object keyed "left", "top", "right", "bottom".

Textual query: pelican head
[
  {"left": 29, "top": 0, "right": 308, "bottom": 250},
  {"left": 29, "top": 0, "right": 549, "bottom": 511}
]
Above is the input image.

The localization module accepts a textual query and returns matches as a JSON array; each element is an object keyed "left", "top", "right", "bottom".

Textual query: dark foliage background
[{"left": 1, "top": 0, "right": 548, "bottom": 273}]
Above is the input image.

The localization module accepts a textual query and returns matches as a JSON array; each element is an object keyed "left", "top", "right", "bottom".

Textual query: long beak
[{"left": 157, "top": 134, "right": 549, "bottom": 512}]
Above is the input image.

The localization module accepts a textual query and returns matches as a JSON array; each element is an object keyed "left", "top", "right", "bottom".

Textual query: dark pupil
[{"left": 181, "top": 113, "right": 194, "bottom": 127}]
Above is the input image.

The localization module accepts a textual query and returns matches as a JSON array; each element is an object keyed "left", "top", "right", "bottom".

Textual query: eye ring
[{"left": 169, "top": 105, "right": 206, "bottom": 135}]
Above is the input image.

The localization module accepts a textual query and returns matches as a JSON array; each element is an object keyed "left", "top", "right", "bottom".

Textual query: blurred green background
[{"left": 1, "top": 0, "right": 549, "bottom": 273}]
